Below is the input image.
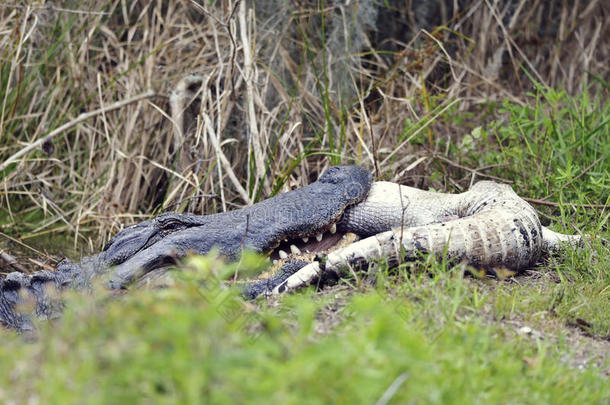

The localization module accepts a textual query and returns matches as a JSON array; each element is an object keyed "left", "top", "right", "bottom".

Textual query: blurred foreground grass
[{"left": 0, "top": 255, "right": 608, "bottom": 404}]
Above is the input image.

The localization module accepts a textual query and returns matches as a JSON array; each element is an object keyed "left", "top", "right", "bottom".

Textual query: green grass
[{"left": 0, "top": 255, "right": 607, "bottom": 404}]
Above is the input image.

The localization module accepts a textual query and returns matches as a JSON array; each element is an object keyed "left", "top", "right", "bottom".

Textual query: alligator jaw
[{"left": 269, "top": 230, "right": 346, "bottom": 262}]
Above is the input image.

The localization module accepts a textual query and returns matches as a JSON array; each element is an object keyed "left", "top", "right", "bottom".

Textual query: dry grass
[{"left": 0, "top": 0, "right": 607, "bottom": 258}]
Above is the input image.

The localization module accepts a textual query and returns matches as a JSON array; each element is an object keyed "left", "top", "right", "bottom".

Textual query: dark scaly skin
[{"left": 0, "top": 166, "right": 372, "bottom": 332}]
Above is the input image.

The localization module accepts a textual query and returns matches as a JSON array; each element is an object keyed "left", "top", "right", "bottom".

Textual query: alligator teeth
[
  {"left": 278, "top": 250, "right": 288, "bottom": 259},
  {"left": 316, "top": 233, "right": 323, "bottom": 242},
  {"left": 302, "top": 237, "right": 309, "bottom": 243},
  {"left": 290, "top": 245, "right": 301, "bottom": 255},
  {"left": 330, "top": 224, "right": 337, "bottom": 234}
]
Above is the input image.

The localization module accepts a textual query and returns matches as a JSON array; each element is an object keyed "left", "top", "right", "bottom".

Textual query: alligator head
[
  {"left": 0, "top": 165, "right": 372, "bottom": 332},
  {"left": 104, "top": 165, "right": 372, "bottom": 288}
]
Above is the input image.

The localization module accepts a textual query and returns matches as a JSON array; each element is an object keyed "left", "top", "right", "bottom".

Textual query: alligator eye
[{"left": 158, "top": 217, "right": 182, "bottom": 229}]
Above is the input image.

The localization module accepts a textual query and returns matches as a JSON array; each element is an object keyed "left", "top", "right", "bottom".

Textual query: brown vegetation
[{"left": 0, "top": 0, "right": 607, "bottom": 256}]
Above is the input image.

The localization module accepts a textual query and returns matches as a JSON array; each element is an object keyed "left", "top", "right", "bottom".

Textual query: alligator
[
  {"left": 0, "top": 165, "right": 372, "bottom": 332},
  {"left": 0, "top": 165, "right": 583, "bottom": 333},
  {"left": 261, "top": 180, "right": 582, "bottom": 296}
]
